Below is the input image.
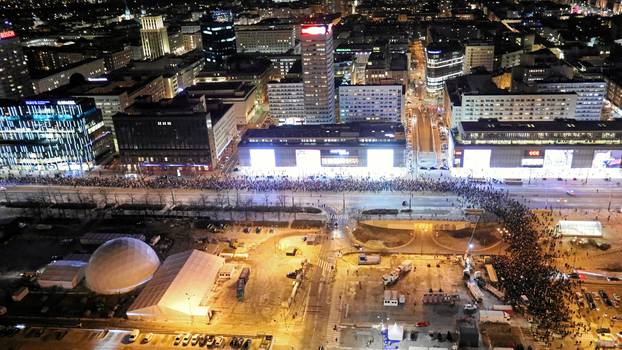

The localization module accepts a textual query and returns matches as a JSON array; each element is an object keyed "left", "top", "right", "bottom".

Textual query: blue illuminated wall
[{"left": 0, "top": 99, "right": 101, "bottom": 172}]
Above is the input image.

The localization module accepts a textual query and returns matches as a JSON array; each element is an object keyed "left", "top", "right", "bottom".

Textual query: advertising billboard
[
  {"left": 295, "top": 149, "right": 321, "bottom": 168},
  {"left": 249, "top": 149, "right": 276, "bottom": 168},
  {"left": 592, "top": 150, "right": 622, "bottom": 169},
  {"left": 543, "top": 150, "right": 573, "bottom": 169},
  {"left": 320, "top": 149, "right": 360, "bottom": 167},
  {"left": 522, "top": 149, "right": 544, "bottom": 168},
  {"left": 367, "top": 149, "right": 394, "bottom": 168},
  {"left": 462, "top": 149, "right": 491, "bottom": 169}
]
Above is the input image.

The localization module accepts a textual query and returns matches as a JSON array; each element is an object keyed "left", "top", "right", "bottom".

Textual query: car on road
[
  {"left": 127, "top": 329, "right": 139, "bottom": 343},
  {"left": 416, "top": 321, "right": 430, "bottom": 327},
  {"left": 205, "top": 335, "right": 215, "bottom": 346},
  {"left": 141, "top": 333, "right": 153, "bottom": 344},
  {"left": 182, "top": 333, "right": 191, "bottom": 346},
  {"left": 173, "top": 334, "right": 182, "bottom": 346},
  {"left": 566, "top": 190, "right": 576, "bottom": 196},
  {"left": 214, "top": 336, "right": 224, "bottom": 347}
]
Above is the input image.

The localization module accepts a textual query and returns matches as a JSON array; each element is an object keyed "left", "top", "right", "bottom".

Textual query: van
[{"left": 127, "top": 329, "right": 140, "bottom": 343}]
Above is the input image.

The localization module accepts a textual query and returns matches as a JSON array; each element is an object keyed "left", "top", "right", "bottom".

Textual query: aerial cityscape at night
[{"left": 1, "top": 0, "right": 622, "bottom": 349}]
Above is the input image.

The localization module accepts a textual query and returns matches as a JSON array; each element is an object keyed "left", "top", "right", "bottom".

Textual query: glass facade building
[{"left": 0, "top": 98, "right": 112, "bottom": 172}]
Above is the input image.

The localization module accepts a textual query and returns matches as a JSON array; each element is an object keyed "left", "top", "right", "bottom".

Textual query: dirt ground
[{"left": 352, "top": 223, "right": 413, "bottom": 247}]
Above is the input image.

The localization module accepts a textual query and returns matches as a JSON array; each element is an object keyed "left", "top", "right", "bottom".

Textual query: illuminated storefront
[
  {"left": 238, "top": 123, "right": 406, "bottom": 172},
  {"left": 451, "top": 119, "right": 622, "bottom": 178}
]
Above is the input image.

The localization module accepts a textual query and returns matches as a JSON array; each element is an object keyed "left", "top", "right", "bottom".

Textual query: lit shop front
[{"left": 450, "top": 119, "right": 622, "bottom": 179}]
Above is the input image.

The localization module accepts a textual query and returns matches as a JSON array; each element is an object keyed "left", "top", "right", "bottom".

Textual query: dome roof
[{"left": 85, "top": 237, "right": 160, "bottom": 295}]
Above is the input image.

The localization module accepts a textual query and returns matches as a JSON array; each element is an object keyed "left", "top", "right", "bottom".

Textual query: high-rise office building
[
  {"left": 301, "top": 24, "right": 335, "bottom": 124},
  {"left": 0, "top": 98, "right": 113, "bottom": 172},
  {"left": 140, "top": 15, "right": 170, "bottom": 60},
  {"left": 201, "top": 10, "right": 236, "bottom": 65},
  {"left": 425, "top": 41, "right": 464, "bottom": 93},
  {"left": 0, "top": 29, "right": 32, "bottom": 98}
]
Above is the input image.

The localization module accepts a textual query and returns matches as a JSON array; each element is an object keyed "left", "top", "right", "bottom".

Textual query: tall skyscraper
[
  {"left": 0, "top": 28, "right": 32, "bottom": 98},
  {"left": 140, "top": 15, "right": 170, "bottom": 60},
  {"left": 201, "top": 15, "right": 236, "bottom": 64},
  {"left": 301, "top": 24, "right": 335, "bottom": 124}
]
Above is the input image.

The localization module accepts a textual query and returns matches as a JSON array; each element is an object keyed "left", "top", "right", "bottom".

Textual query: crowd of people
[{"left": 0, "top": 173, "right": 573, "bottom": 334}]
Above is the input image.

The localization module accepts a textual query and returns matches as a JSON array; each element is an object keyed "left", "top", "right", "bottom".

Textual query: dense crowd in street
[{"left": 0, "top": 173, "right": 573, "bottom": 335}]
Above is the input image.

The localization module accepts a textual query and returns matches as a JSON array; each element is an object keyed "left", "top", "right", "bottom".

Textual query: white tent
[
  {"left": 555, "top": 220, "right": 603, "bottom": 237},
  {"left": 38, "top": 260, "right": 87, "bottom": 289},
  {"left": 127, "top": 250, "right": 224, "bottom": 321},
  {"left": 387, "top": 323, "right": 403, "bottom": 341}
]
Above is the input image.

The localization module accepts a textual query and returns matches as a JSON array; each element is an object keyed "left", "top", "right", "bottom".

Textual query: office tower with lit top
[
  {"left": 301, "top": 24, "right": 336, "bottom": 124},
  {"left": 140, "top": 15, "right": 170, "bottom": 60},
  {"left": 0, "top": 28, "right": 32, "bottom": 98},
  {"left": 201, "top": 10, "right": 236, "bottom": 65}
]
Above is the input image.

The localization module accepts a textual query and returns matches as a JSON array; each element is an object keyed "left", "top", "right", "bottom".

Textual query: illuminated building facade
[
  {"left": 301, "top": 24, "right": 336, "bottom": 124},
  {"left": 450, "top": 119, "right": 622, "bottom": 173},
  {"left": 140, "top": 15, "right": 171, "bottom": 60},
  {"left": 338, "top": 85, "right": 405, "bottom": 124},
  {"left": 0, "top": 98, "right": 113, "bottom": 172},
  {"left": 0, "top": 29, "right": 32, "bottom": 98},
  {"left": 235, "top": 24, "right": 296, "bottom": 54},
  {"left": 237, "top": 123, "right": 406, "bottom": 169},
  {"left": 201, "top": 19, "right": 236, "bottom": 64},
  {"left": 425, "top": 42, "right": 464, "bottom": 93}
]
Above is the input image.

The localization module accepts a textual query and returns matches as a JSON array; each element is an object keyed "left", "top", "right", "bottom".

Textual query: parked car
[
  {"left": 173, "top": 334, "right": 182, "bottom": 346},
  {"left": 214, "top": 336, "right": 224, "bottom": 347},
  {"left": 141, "top": 333, "right": 153, "bottom": 344},
  {"left": 182, "top": 333, "right": 191, "bottom": 346},
  {"left": 127, "top": 329, "right": 139, "bottom": 343}
]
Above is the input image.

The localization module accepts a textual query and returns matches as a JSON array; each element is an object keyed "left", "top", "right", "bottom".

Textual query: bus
[
  {"left": 485, "top": 264, "right": 499, "bottom": 284},
  {"left": 503, "top": 178, "right": 523, "bottom": 185}
]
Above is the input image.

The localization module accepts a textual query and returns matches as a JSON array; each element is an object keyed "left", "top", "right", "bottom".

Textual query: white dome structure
[{"left": 85, "top": 237, "right": 160, "bottom": 295}]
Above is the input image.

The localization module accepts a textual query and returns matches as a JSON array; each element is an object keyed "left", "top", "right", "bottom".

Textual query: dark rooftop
[
  {"left": 241, "top": 122, "right": 405, "bottom": 140},
  {"left": 460, "top": 118, "right": 622, "bottom": 133}
]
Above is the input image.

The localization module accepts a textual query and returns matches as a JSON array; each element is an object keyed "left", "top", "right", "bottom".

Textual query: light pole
[{"left": 185, "top": 292, "right": 195, "bottom": 325}]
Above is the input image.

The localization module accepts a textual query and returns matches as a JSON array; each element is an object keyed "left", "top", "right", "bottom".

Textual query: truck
[
  {"left": 237, "top": 267, "right": 250, "bottom": 301},
  {"left": 382, "top": 272, "right": 399, "bottom": 286},
  {"left": 484, "top": 284, "right": 505, "bottom": 301},
  {"left": 399, "top": 260, "right": 413, "bottom": 273},
  {"left": 492, "top": 304, "right": 513, "bottom": 315},
  {"left": 358, "top": 254, "right": 381, "bottom": 265},
  {"left": 466, "top": 281, "right": 484, "bottom": 303},
  {"left": 479, "top": 310, "right": 510, "bottom": 324}
]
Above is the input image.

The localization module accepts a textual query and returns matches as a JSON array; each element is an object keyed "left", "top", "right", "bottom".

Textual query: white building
[
  {"left": 301, "top": 24, "right": 336, "bottom": 124},
  {"left": 235, "top": 24, "right": 296, "bottom": 54},
  {"left": 140, "top": 15, "right": 170, "bottom": 60},
  {"left": 38, "top": 260, "right": 87, "bottom": 289},
  {"left": 463, "top": 41, "right": 494, "bottom": 74},
  {"left": 338, "top": 85, "right": 405, "bottom": 124},
  {"left": 534, "top": 80, "right": 605, "bottom": 120},
  {"left": 127, "top": 250, "right": 225, "bottom": 321},
  {"left": 445, "top": 73, "right": 577, "bottom": 128},
  {"left": 268, "top": 79, "right": 305, "bottom": 124},
  {"left": 31, "top": 58, "right": 107, "bottom": 94}
]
